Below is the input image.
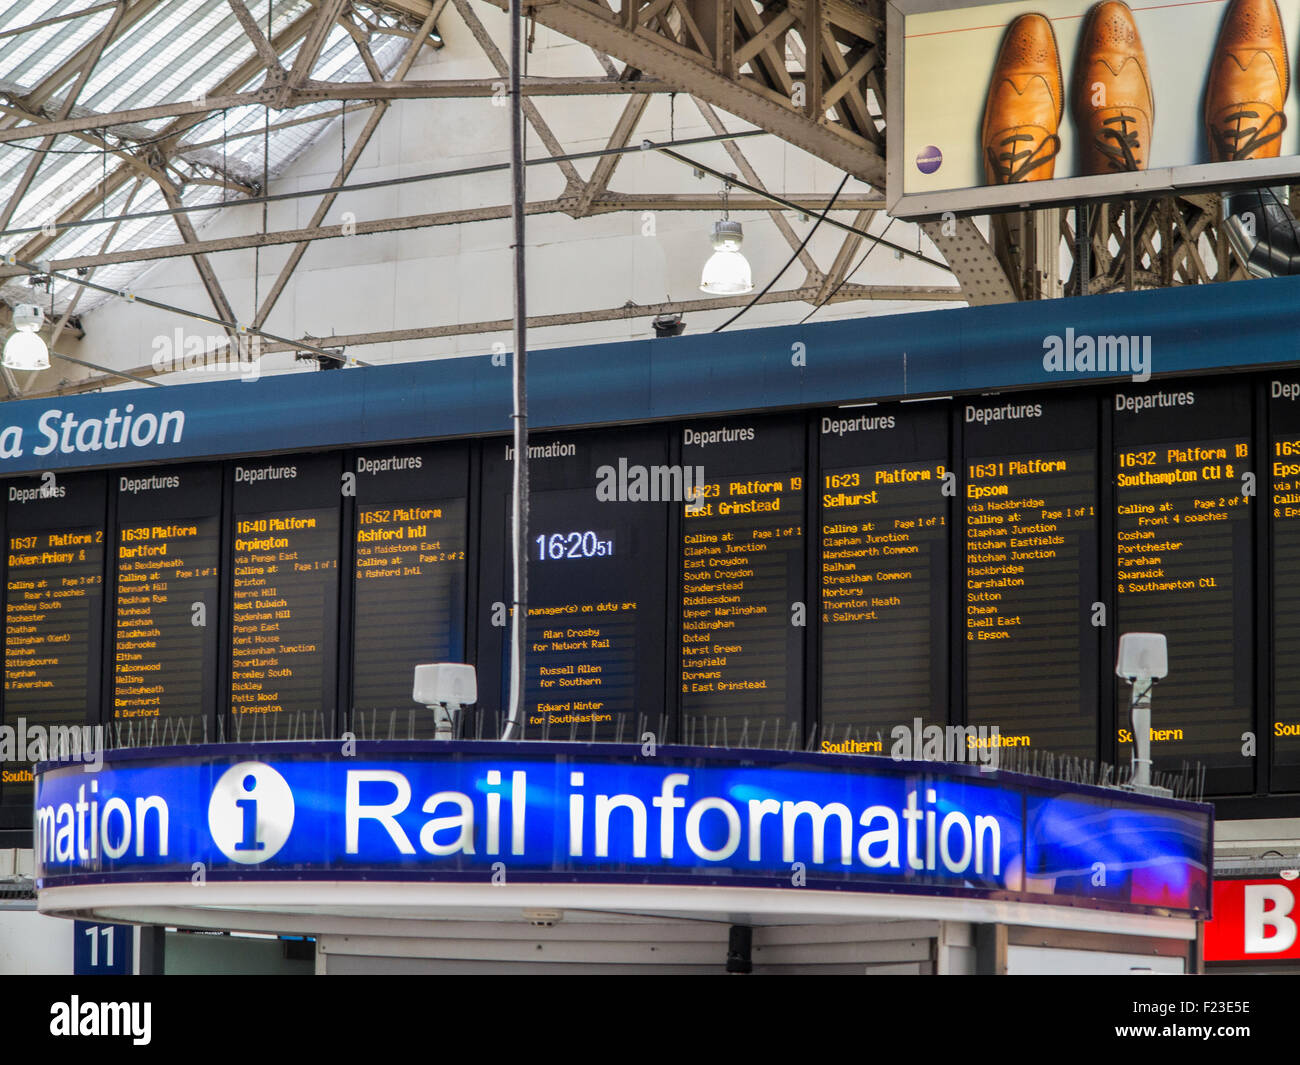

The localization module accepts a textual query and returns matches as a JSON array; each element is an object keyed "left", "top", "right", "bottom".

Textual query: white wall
[
  {"left": 73, "top": 5, "right": 960, "bottom": 385},
  {"left": 314, "top": 918, "right": 962, "bottom": 974},
  {"left": 0, "top": 907, "right": 75, "bottom": 975},
  {"left": 1007, "top": 945, "right": 1185, "bottom": 975}
]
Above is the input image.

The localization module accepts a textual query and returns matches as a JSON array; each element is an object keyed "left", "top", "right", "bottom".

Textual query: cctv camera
[
  {"left": 413, "top": 663, "right": 477, "bottom": 709},
  {"left": 1116, "top": 632, "right": 1168, "bottom": 681}
]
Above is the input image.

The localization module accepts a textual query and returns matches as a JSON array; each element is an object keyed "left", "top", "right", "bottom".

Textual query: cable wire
[
  {"left": 798, "top": 215, "right": 897, "bottom": 325},
  {"left": 656, "top": 145, "right": 944, "bottom": 269},
  {"left": 712, "top": 172, "right": 849, "bottom": 333},
  {"left": 1, "top": 250, "right": 370, "bottom": 367}
]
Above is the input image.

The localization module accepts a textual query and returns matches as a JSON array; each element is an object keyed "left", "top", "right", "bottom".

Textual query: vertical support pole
[
  {"left": 726, "top": 925, "right": 753, "bottom": 973},
  {"left": 1161, "top": 198, "right": 1175, "bottom": 286},
  {"left": 1130, "top": 676, "right": 1153, "bottom": 788},
  {"left": 1125, "top": 199, "right": 1135, "bottom": 291},
  {"left": 805, "top": 0, "right": 822, "bottom": 120},
  {"left": 138, "top": 926, "right": 165, "bottom": 975},
  {"left": 717, "top": 0, "right": 734, "bottom": 77},
  {"left": 1076, "top": 202, "right": 1090, "bottom": 296},
  {"left": 1035, "top": 207, "right": 1061, "bottom": 298},
  {"left": 690, "top": 0, "right": 734, "bottom": 75},
  {"left": 974, "top": 924, "right": 1008, "bottom": 974},
  {"left": 503, "top": 0, "right": 529, "bottom": 740}
]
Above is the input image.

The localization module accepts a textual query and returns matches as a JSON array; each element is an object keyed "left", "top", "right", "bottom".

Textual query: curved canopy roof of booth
[{"left": 34, "top": 740, "right": 1211, "bottom": 937}]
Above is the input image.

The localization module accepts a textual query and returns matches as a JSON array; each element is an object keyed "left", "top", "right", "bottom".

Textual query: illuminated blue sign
[{"left": 34, "top": 742, "right": 1211, "bottom": 915}]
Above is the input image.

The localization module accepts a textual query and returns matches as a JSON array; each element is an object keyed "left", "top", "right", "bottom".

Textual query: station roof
[{"left": 0, "top": 0, "right": 412, "bottom": 316}]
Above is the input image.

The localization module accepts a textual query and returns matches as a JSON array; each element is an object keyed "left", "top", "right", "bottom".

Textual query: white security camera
[
  {"left": 1115, "top": 632, "right": 1168, "bottom": 682},
  {"left": 413, "top": 663, "right": 477, "bottom": 739}
]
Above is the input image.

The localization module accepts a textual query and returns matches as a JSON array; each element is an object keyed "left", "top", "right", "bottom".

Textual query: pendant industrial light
[
  {"left": 3, "top": 304, "right": 49, "bottom": 371},
  {"left": 700, "top": 180, "right": 752, "bottom": 295}
]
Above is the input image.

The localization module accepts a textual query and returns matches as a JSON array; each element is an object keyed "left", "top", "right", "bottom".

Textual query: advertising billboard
[
  {"left": 887, "top": 0, "right": 1300, "bottom": 217},
  {"left": 1206, "top": 878, "right": 1300, "bottom": 960}
]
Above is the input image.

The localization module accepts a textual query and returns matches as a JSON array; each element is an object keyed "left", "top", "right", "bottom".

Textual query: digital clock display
[{"left": 534, "top": 531, "right": 614, "bottom": 560}]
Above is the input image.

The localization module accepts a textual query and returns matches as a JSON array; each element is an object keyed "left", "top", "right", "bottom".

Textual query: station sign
[
  {"left": 35, "top": 742, "right": 1211, "bottom": 916},
  {"left": 1206, "top": 878, "right": 1300, "bottom": 960}
]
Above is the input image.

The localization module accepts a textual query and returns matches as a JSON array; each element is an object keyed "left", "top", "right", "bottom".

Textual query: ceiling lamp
[
  {"left": 700, "top": 179, "right": 753, "bottom": 296},
  {"left": 3, "top": 304, "right": 49, "bottom": 371},
  {"left": 700, "top": 220, "right": 753, "bottom": 295}
]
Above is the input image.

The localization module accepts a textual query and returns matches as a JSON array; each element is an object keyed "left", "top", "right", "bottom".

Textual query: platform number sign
[{"left": 73, "top": 921, "right": 133, "bottom": 975}]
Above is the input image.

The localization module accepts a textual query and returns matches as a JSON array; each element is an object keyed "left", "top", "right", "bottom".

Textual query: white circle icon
[{"left": 207, "top": 762, "right": 295, "bottom": 864}]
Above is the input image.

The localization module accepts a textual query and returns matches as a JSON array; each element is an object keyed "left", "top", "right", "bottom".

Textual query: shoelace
[
  {"left": 1216, "top": 106, "right": 1286, "bottom": 161},
  {"left": 1094, "top": 112, "right": 1142, "bottom": 172},
  {"left": 985, "top": 131, "right": 1061, "bottom": 183}
]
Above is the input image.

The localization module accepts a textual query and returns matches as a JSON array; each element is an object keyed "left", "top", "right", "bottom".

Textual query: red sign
[{"left": 1205, "top": 879, "right": 1300, "bottom": 961}]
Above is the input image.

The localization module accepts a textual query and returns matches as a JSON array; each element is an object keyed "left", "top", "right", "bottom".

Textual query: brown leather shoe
[
  {"left": 1073, "top": 2, "right": 1153, "bottom": 173},
  {"left": 1205, "top": 0, "right": 1289, "bottom": 161},
  {"left": 982, "top": 14, "right": 1063, "bottom": 184}
]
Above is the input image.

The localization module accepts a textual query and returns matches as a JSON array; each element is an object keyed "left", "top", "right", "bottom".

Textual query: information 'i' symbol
[
  {"left": 208, "top": 762, "right": 294, "bottom": 864},
  {"left": 235, "top": 773, "right": 266, "bottom": 852}
]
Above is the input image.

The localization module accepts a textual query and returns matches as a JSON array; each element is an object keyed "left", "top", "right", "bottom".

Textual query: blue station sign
[
  {"left": 2, "top": 273, "right": 1300, "bottom": 478},
  {"left": 33, "top": 742, "right": 1212, "bottom": 916}
]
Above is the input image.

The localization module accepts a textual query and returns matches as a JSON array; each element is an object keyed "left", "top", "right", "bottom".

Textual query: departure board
[
  {"left": 819, "top": 404, "right": 950, "bottom": 740},
  {"left": 3, "top": 472, "right": 106, "bottom": 808},
  {"left": 1113, "top": 384, "right": 1254, "bottom": 790},
  {"left": 112, "top": 466, "right": 221, "bottom": 723},
  {"left": 7, "top": 375, "right": 1300, "bottom": 815},
  {"left": 351, "top": 445, "right": 468, "bottom": 732},
  {"left": 964, "top": 397, "right": 1100, "bottom": 757},
  {"left": 679, "top": 418, "right": 805, "bottom": 729},
  {"left": 477, "top": 430, "right": 669, "bottom": 735},
  {"left": 1269, "top": 377, "right": 1300, "bottom": 781},
  {"left": 230, "top": 455, "right": 341, "bottom": 721}
]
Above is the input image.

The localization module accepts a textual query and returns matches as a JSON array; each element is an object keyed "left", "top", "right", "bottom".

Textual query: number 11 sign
[{"left": 73, "top": 921, "right": 133, "bottom": 975}]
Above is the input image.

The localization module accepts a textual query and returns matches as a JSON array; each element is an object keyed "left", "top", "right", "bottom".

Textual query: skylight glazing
[{"left": 0, "top": 0, "right": 417, "bottom": 317}]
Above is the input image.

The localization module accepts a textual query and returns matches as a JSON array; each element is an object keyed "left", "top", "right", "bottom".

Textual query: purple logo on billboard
[{"left": 916, "top": 145, "right": 942, "bottom": 174}]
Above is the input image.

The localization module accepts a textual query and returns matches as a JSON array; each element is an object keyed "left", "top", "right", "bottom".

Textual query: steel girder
[{"left": 476, "top": 0, "right": 884, "bottom": 184}]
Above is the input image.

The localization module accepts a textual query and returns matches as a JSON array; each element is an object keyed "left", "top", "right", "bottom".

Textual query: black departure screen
[
  {"left": 819, "top": 404, "right": 950, "bottom": 745},
  {"left": 3, "top": 472, "right": 106, "bottom": 808},
  {"left": 0, "top": 378, "right": 1291, "bottom": 811},
  {"left": 230, "top": 454, "right": 341, "bottom": 721},
  {"left": 478, "top": 430, "right": 669, "bottom": 736},
  {"left": 112, "top": 466, "right": 221, "bottom": 725},
  {"left": 351, "top": 446, "right": 468, "bottom": 732},
  {"left": 679, "top": 417, "right": 805, "bottom": 732},
  {"left": 963, "top": 396, "right": 1100, "bottom": 758},
  {"left": 1113, "top": 384, "right": 1254, "bottom": 791},
  {"left": 1268, "top": 377, "right": 1300, "bottom": 781}
]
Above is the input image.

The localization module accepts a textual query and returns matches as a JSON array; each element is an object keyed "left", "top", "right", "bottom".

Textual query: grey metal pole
[
  {"left": 1076, "top": 202, "right": 1090, "bottom": 296},
  {"left": 502, "top": 0, "right": 528, "bottom": 740},
  {"left": 1130, "top": 676, "right": 1152, "bottom": 788}
]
